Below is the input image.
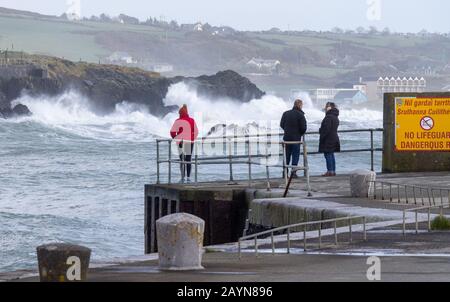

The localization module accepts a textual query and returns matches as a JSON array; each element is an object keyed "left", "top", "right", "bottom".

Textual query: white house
[
  {"left": 247, "top": 58, "right": 281, "bottom": 73},
  {"left": 106, "top": 52, "right": 136, "bottom": 64}
]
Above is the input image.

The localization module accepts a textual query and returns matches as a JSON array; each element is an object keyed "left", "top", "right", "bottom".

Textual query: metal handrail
[
  {"left": 368, "top": 180, "right": 450, "bottom": 205},
  {"left": 155, "top": 128, "right": 383, "bottom": 186},
  {"left": 238, "top": 216, "right": 367, "bottom": 259},
  {"left": 402, "top": 203, "right": 450, "bottom": 236}
]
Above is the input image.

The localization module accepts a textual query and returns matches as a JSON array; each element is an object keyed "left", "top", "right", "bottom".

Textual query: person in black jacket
[
  {"left": 280, "top": 99, "right": 307, "bottom": 178},
  {"left": 319, "top": 102, "right": 340, "bottom": 177}
]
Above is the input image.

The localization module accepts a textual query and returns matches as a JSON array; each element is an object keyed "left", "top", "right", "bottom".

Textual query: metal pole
[
  {"left": 255, "top": 237, "right": 258, "bottom": 257},
  {"left": 303, "top": 227, "right": 307, "bottom": 251},
  {"left": 265, "top": 137, "right": 271, "bottom": 192},
  {"left": 334, "top": 221, "right": 338, "bottom": 245},
  {"left": 318, "top": 227, "right": 322, "bottom": 249},
  {"left": 168, "top": 141, "right": 172, "bottom": 184},
  {"left": 271, "top": 233, "right": 275, "bottom": 255},
  {"left": 156, "top": 141, "right": 160, "bottom": 184},
  {"left": 413, "top": 186, "right": 417, "bottom": 205},
  {"left": 370, "top": 129, "right": 374, "bottom": 171},
  {"left": 287, "top": 228, "right": 291, "bottom": 254},
  {"left": 303, "top": 140, "right": 312, "bottom": 197},
  {"left": 194, "top": 142, "right": 199, "bottom": 185},
  {"left": 405, "top": 185, "right": 409, "bottom": 204},
  {"left": 363, "top": 217, "right": 367, "bottom": 241},
  {"left": 238, "top": 240, "right": 241, "bottom": 260},
  {"left": 228, "top": 138, "right": 234, "bottom": 182},
  {"left": 374, "top": 181, "right": 377, "bottom": 199},
  {"left": 415, "top": 211, "right": 418, "bottom": 234},
  {"left": 389, "top": 183, "right": 392, "bottom": 202},
  {"left": 248, "top": 138, "right": 252, "bottom": 187},
  {"left": 403, "top": 210, "right": 406, "bottom": 238},
  {"left": 283, "top": 143, "right": 288, "bottom": 186},
  {"left": 349, "top": 219, "right": 353, "bottom": 243},
  {"left": 397, "top": 184, "right": 401, "bottom": 203}
]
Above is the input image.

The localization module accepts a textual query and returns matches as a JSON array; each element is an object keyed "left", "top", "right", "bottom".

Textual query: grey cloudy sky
[{"left": 0, "top": 0, "right": 449, "bottom": 33}]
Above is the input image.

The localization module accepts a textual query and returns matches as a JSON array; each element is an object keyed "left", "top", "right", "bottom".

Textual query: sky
[{"left": 0, "top": 0, "right": 449, "bottom": 33}]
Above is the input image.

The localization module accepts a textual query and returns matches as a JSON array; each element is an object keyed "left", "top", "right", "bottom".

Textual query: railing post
[
  {"left": 168, "top": 141, "right": 172, "bottom": 184},
  {"left": 403, "top": 210, "right": 406, "bottom": 238},
  {"left": 228, "top": 138, "right": 234, "bottom": 182},
  {"left": 254, "top": 237, "right": 258, "bottom": 257},
  {"left": 303, "top": 139, "right": 312, "bottom": 197},
  {"left": 271, "top": 232, "right": 275, "bottom": 255},
  {"left": 363, "top": 217, "right": 367, "bottom": 241},
  {"left": 282, "top": 143, "right": 288, "bottom": 186},
  {"left": 194, "top": 142, "right": 199, "bottom": 185},
  {"left": 265, "top": 134, "right": 271, "bottom": 192},
  {"left": 238, "top": 240, "right": 241, "bottom": 260},
  {"left": 287, "top": 228, "right": 291, "bottom": 254},
  {"left": 370, "top": 129, "right": 374, "bottom": 172},
  {"left": 156, "top": 140, "right": 160, "bottom": 184},
  {"left": 248, "top": 137, "right": 252, "bottom": 187},
  {"left": 415, "top": 211, "right": 418, "bottom": 235},
  {"left": 318, "top": 227, "right": 322, "bottom": 249},
  {"left": 428, "top": 208, "right": 431, "bottom": 232},
  {"left": 334, "top": 221, "right": 338, "bottom": 245},
  {"left": 303, "top": 227, "right": 307, "bottom": 251},
  {"left": 349, "top": 218, "right": 353, "bottom": 243}
]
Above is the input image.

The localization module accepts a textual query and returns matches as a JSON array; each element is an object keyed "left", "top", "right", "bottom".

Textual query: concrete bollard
[
  {"left": 156, "top": 213, "right": 205, "bottom": 271},
  {"left": 350, "top": 169, "right": 376, "bottom": 198},
  {"left": 36, "top": 243, "right": 91, "bottom": 282}
]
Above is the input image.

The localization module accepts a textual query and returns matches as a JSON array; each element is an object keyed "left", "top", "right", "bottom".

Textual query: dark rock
[{"left": 12, "top": 104, "right": 32, "bottom": 116}]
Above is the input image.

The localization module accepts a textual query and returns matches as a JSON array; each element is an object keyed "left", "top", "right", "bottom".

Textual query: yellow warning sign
[{"left": 395, "top": 97, "right": 450, "bottom": 151}]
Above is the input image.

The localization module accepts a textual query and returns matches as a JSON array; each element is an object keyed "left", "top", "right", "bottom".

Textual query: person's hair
[
  {"left": 294, "top": 99, "right": 303, "bottom": 107},
  {"left": 326, "top": 102, "right": 337, "bottom": 109}
]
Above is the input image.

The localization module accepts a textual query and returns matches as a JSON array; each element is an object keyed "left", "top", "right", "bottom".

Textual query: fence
[
  {"left": 155, "top": 128, "right": 383, "bottom": 187},
  {"left": 238, "top": 216, "right": 367, "bottom": 258}
]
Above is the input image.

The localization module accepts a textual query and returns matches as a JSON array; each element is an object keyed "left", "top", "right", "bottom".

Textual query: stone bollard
[
  {"left": 36, "top": 243, "right": 91, "bottom": 282},
  {"left": 156, "top": 213, "right": 205, "bottom": 271},
  {"left": 350, "top": 169, "right": 376, "bottom": 198}
]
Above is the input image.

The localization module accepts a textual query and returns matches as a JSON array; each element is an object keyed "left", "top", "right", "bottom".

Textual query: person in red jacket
[{"left": 170, "top": 104, "right": 199, "bottom": 182}]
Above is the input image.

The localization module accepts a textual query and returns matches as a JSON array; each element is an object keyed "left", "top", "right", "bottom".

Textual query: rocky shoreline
[{"left": 0, "top": 54, "right": 265, "bottom": 119}]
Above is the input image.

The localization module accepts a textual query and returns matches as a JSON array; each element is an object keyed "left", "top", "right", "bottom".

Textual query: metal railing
[
  {"left": 402, "top": 203, "right": 450, "bottom": 236},
  {"left": 237, "top": 216, "right": 367, "bottom": 259},
  {"left": 369, "top": 180, "right": 450, "bottom": 206},
  {"left": 155, "top": 128, "right": 383, "bottom": 188}
]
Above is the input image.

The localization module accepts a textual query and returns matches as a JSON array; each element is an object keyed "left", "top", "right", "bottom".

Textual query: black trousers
[{"left": 179, "top": 142, "right": 195, "bottom": 178}]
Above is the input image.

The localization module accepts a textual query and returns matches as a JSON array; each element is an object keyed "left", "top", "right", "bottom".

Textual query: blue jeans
[
  {"left": 324, "top": 153, "right": 336, "bottom": 173},
  {"left": 286, "top": 144, "right": 301, "bottom": 167}
]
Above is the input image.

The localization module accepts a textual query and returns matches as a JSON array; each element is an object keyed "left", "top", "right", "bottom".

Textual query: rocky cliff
[{"left": 0, "top": 54, "right": 265, "bottom": 118}]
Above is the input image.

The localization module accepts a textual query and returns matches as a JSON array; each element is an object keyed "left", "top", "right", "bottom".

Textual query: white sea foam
[{"left": 8, "top": 82, "right": 383, "bottom": 141}]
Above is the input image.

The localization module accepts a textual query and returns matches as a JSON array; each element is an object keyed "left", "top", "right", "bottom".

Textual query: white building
[
  {"left": 377, "top": 77, "right": 426, "bottom": 97},
  {"left": 247, "top": 58, "right": 281, "bottom": 73},
  {"left": 106, "top": 52, "right": 136, "bottom": 64}
]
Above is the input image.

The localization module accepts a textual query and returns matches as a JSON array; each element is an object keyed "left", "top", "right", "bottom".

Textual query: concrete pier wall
[{"left": 144, "top": 184, "right": 249, "bottom": 253}]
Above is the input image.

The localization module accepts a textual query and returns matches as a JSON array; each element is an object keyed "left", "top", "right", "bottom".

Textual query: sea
[{"left": 0, "top": 82, "right": 383, "bottom": 272}]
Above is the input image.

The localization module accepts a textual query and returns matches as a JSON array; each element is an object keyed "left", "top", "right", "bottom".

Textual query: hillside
[{"left": 0, "top": 7, "right": 450, "bottom": 89}]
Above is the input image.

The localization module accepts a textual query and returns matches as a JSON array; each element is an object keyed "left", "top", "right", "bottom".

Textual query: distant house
[
  {"left": 193, "top": 22, "right": 203, "bottom": 31},
  {"left": 247, "top": 58, "right": 281, "bottom": 74},
  {"left": 151, "top": 63, "right": 174, "bottom": 73},
  {"left": 333, "top": 90, "right": 368, "bottom": 105},
  {"left": 106, "top": 52, "right": 136, "bottom": 65}
]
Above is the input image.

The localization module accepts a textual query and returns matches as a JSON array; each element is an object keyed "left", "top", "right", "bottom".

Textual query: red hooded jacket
[{"left": 170, "top": 105, "right": 199, "bottom": 142}]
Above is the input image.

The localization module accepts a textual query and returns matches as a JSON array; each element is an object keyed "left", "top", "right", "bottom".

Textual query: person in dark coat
[
  {"left": 319, "top": 102, "right": 340, "bottom": 177},
  {"left": 280, "top": 99, "right": 307, "bottom": 178}
]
